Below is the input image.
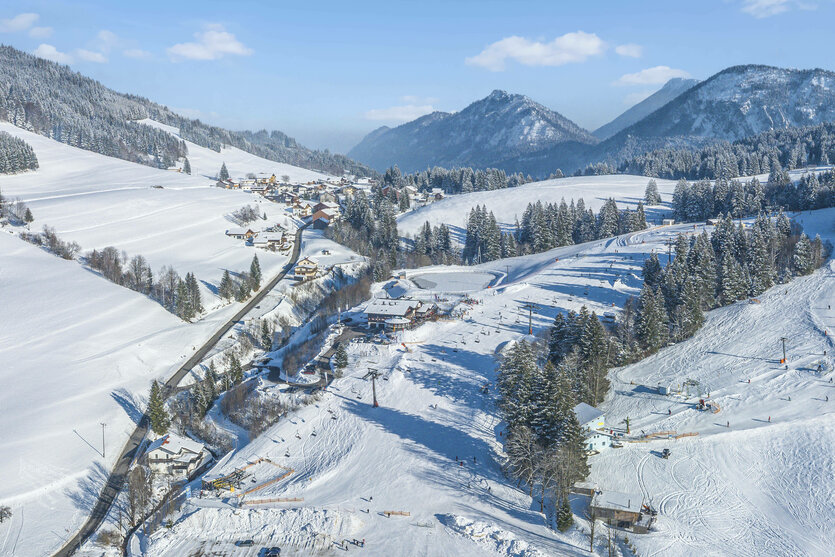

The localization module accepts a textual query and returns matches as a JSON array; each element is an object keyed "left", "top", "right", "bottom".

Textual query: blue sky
[{"left": 2, "top": 0, "right": 834, "bottom": 152}]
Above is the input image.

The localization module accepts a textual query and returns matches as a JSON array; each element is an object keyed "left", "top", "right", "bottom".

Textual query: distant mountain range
[
  {"left": 348, "top": 89, "right": 597, "bottom": 173},
  {"left": 592, "top": 78, "right": 700, "bottom": 140},
  {"left": 350, "top": 65, "right": 835, "bottom": 177}
]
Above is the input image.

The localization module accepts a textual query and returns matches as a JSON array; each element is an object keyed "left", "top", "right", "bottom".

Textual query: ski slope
[
  {"left": 134, "top": 118, "right": 329, "bottom": 183},
  {"left": 138, "top": 209, "right": 835, "bottom": 556},
  {"left": 0, "top": 123, "right": 330, "bottom": 557},
  {"left": 397, "top": 174, "right": 678, "bottom": 237}
]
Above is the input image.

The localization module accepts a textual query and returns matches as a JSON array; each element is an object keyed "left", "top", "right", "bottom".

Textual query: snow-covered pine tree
[
  {"left": 148, "top": 380, "right": 170, "bottom": 435},
  {"left": 250, "top": 255, "right": 262, "bottom": 290},
  {"left": 219, "top": 162, "right": 229, "bottom": 181},
  {"left": 183, "top": 157, "right": 191, "bottom": 175},
  {"left": 644, "top": 179, "right": 661, "bottom": 205}
]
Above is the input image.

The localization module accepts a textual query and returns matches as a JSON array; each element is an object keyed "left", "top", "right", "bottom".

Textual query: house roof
[
  {"left": 146, "top": 433, "right": 204, "bottom": 457},
  {"left": 365, "top": 298, "right": 420, "bottom": 316},
  {"left": 383, "top": 279, "right": 410, "bottom": 299},
  {"left": 225, "top": 227, "right": 255, "bottom": 236},
  {"left": 574, "top": 402, "right": 604, "bottom": 426},
  {"left": 591, "top": 490, "right": 643, "bottom": 514},
  {"left": 296, "top": 257, "right": 318, "bottom": 269},
  {"left": 311, "top": 210, "right": 332, "bottom": 222}
]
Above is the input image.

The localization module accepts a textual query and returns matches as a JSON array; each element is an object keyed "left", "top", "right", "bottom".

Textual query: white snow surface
[
  {"left": 140, "top": 208, "right": 835, "bottom": 556},
  {"left": 0, "top": 123, "right": 329, "bottom": 557},
  {"left": 397, "top": 174, "right": 678, "bottom": 238},
  {"left": 134, "top": 118, "right": 330, "bottom": 183}
]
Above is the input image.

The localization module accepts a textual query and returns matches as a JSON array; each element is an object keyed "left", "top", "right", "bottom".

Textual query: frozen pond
[{"left": 411, "top": 270, "right": 496, "bottom": 292}]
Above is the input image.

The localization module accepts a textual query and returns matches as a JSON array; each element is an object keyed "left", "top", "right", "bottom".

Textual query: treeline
[
  {"left": 621, "top": 121, "right": 835, "bottom": 180},
  {"left": 672, "top": 160, "right": 835, "bottom": 222},
  {"left": 631, "top": 214, "right": 827, "bottom": 355},
  {"left": 0, "top": 131, "right": 38, "bottom": 173},
  {"left": 385, "top": 165, "right": 533, "bottom": 195},
  {"left": 20, "top": 225, "right": 80, "bottom": 259},
  {"left": 326, "top": 189, "right": 399, "bottom": 280},
  {"left": 87, "top": 247, "right": 206, "bottom": 321},
  {"left": 218, "top": 255, "right": 263, "bottom": 303},
  {"left": 499, "top": 341, "right": 588, "bottom": 529},
  {"left": 0, "top": 187, "right": 34, "bottom": 224}
]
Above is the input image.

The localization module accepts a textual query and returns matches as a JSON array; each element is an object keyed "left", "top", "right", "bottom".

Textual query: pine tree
[
  {"left": 228, "top": 354, "right": 243, "bottom": 384},
  {"left": 793, "top": 234, "right": 814, "bottom": 275},
  {"left": 218, "top": 162, "right": 229, "bottom": 181},
  {"left": 557, "top": 495, "right": 573, "bottom": 531},
  {"left": 183, "top": 157, "right": 191, "bottom": 175},
  {"left": 334, "top": 342, "right": 348, "bottom": 370},
  {"left": 250, "top": 255, "right": 262, "bottom": 290},
  {"left": 186, "top": 272, "right": 202, "bottom": 314},
  {"left": 219, "top": 270, "right": 233, "bottom": 300},
  {"left": 260, "top": 319, "right": 273, "bottom": 350},
  {"left": 23, "top": 207, "right": 33, "bottom": 223},
  {"left": 637, "top": 286, "right": 668, "bottom": 351},
  {"left": 642, "top": 253, "right": 663, "bottom": 289},
  {"left": 644, "top": 179, "right": 661, "bottom": 205},
  {"left": 148, "top": 380, "right": 170, "bottom": 435},
  {"left": 720, "top": 253, "right": 747, "bottom": 304}
]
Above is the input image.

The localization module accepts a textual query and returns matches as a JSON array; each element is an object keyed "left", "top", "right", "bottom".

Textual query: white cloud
[
  {"left": 401, "top": 95, "right": 438, "bottom": 105},
  {"left": 75, "top": 48, "right": 107, "bottom": 63},
  {"left": 167, "top": 24, "right": 253, "bottom": 61},
  {"left": 28, "top": 26, "right": 52, "bottom": 38},
  {"left": 123, "top": 48, "right": 152, "bottom": 59},
  {"left": 33, "top": 43, "right": 72, "bottom": 64},
  {"left": 0, "top": 13, "right": 39, "bottom": 33},
  {"left": 615, "top": 43, "right": 643, "bottom": 58},
  {"left": 615, "top": 65, "right": 691, "bottom": 85},
  {"left": 739, "top": 0, "right": 811, "bottom": 17},
  {"left": 623, "top": 90, "right": 654, "bottom": 105},
  {"left": 364, "top": 104, "right": 436, "bottom": 122},
  {"left": 97, "top": 30, "right": 119, "bottom": 51},
  {"left": 466, "top": 31, "right": 606, "bottom": 71}
]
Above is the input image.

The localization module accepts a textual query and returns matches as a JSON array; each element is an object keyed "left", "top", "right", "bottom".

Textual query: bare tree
[
  {"left": 126, "top": 466, "right": 153, "bottom": 527},
  {"left": 0, "top": 506, "right": 11, "bottom": 523}
]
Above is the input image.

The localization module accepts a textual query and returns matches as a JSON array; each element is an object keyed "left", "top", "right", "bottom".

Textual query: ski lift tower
[
  {"left": 363, "top": 367, "right": 381, "bottom": 407},
  {"left": 521, "top": 303, "right": 537, "bottom": 335},
  {"left": 780, "top": 337, "right": 788, "bottom": 364}
]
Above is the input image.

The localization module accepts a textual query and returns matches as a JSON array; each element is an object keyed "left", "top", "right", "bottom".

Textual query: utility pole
[
  {"left": 521, "top": 303, "right": 536, "bottom": 335},
  {"left": 780, "top": 337, "right": 788, "bottom": 364},
  {"left": 100, "top": 422, "right": 106, "bottom": 458},
  {"left": 363, "top": 368, "right": 381, "bottom": 407}
]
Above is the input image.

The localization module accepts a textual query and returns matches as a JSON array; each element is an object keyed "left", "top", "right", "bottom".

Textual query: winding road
[{"left": 53, "top": 226, "right": 306, "bottom": 557}]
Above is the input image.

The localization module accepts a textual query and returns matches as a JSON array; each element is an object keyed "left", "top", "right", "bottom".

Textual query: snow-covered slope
[
  {"left": 0, "top": 123, "right": 311, "bottom": 556},
  {"left": 139, "top": 208, "right": 835, "bottom": 556},
  {"left": 348, "top": 90, "right": 597, "bottom": 173},
  {"left": 397, "top": 174, "right": 677, "bottom": 238},
  {"left": 593, "top": 78, "right": 700, "bottom": 140},
  {"left": 134, "top": 119, "right": 329, "bottom": 183}
]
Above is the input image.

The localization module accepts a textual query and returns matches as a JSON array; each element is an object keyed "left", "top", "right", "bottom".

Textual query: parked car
[
  {"left": 264, "top": 548, "right": 281, "bottom": 556},
  {"left": 235, "top": 539, "right": 254, "bottom": 547}
]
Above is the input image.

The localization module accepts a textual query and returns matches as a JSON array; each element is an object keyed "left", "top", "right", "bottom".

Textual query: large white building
[
  {"left": 145, "top": 433, "right": 209, "bottom": 478},
  {"left": 574, "top": 402, "right": 613, "bottom": 452}
]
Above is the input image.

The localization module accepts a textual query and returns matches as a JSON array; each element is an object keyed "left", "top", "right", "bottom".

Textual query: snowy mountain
[
  {"left": 593, "top": 78, "right": 700, "bottom": 139},
  {"left": 611, "top": 65, "right": 835, "bottom": 142},
  {"left": 348, "top": 89, "right": 598, "bottom": 173},
  {"left": 0, "top": 45, "right": 374, "bottom": 177}
]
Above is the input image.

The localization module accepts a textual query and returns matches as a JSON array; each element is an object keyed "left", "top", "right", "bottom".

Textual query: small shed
[{"left": 590, "top": 490, "right": 644, "bottom": 529}]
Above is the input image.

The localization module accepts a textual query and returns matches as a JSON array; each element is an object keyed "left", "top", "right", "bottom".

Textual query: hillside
[
  {"left": 348, "top": 90, "right": 597, "bottom": 173},
  {"left": 609, "top": 65, "right": 835, "bottom": 142},
  {"left": 0, "top": 45, "right": 374, "bottom": 177},
  {"left": 135, "top": 208, "right": 835, "bottom": 556},
  {"left": 0, "top": 122, "right": 334, "bottom": 557},
  {"left": 593, "top": 78, "right": 700, "bottom": 139}
]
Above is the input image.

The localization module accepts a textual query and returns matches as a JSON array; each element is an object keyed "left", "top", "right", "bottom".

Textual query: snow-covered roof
[
  {"left": 365, "top": 298, "right": 420, "bottom": 316},
  {"left": 591, "top": 490, "right": 643, "bottom": 514},
  {"left": 383, "top": 280, "right": 410, "bottom": 299},
  {"left": 296, "top": 257, "right": 318, "bottom": 268},
  {"left": 146, "top": 433, "right": 204, "bottom": 457},
  {"left": 574, "top": 402, "right": 604, "bottom": 426},
  {"left": 225, "top": 227, "right": 254, "bottom": 236},
  {"left": 385, "top": 317, "right": 411, "bottom": 325}
]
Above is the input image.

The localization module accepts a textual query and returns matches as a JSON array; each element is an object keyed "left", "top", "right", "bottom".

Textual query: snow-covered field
[
  {"left": 397, "top": 174, "right": 679, "bottom": 237},
  {"left": 137, "top": 208, "right": 835, "bottom": 556},
  {"left": 0, "top": 124, "right": 332, "bottom": 556},
  {"left": 134, "top": 118, "right": 329, "bottom": 183}
]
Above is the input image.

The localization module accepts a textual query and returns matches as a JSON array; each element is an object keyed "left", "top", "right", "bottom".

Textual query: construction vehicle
[{"left": 661, "top": 448, "right": 671, "bottom": 459}]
